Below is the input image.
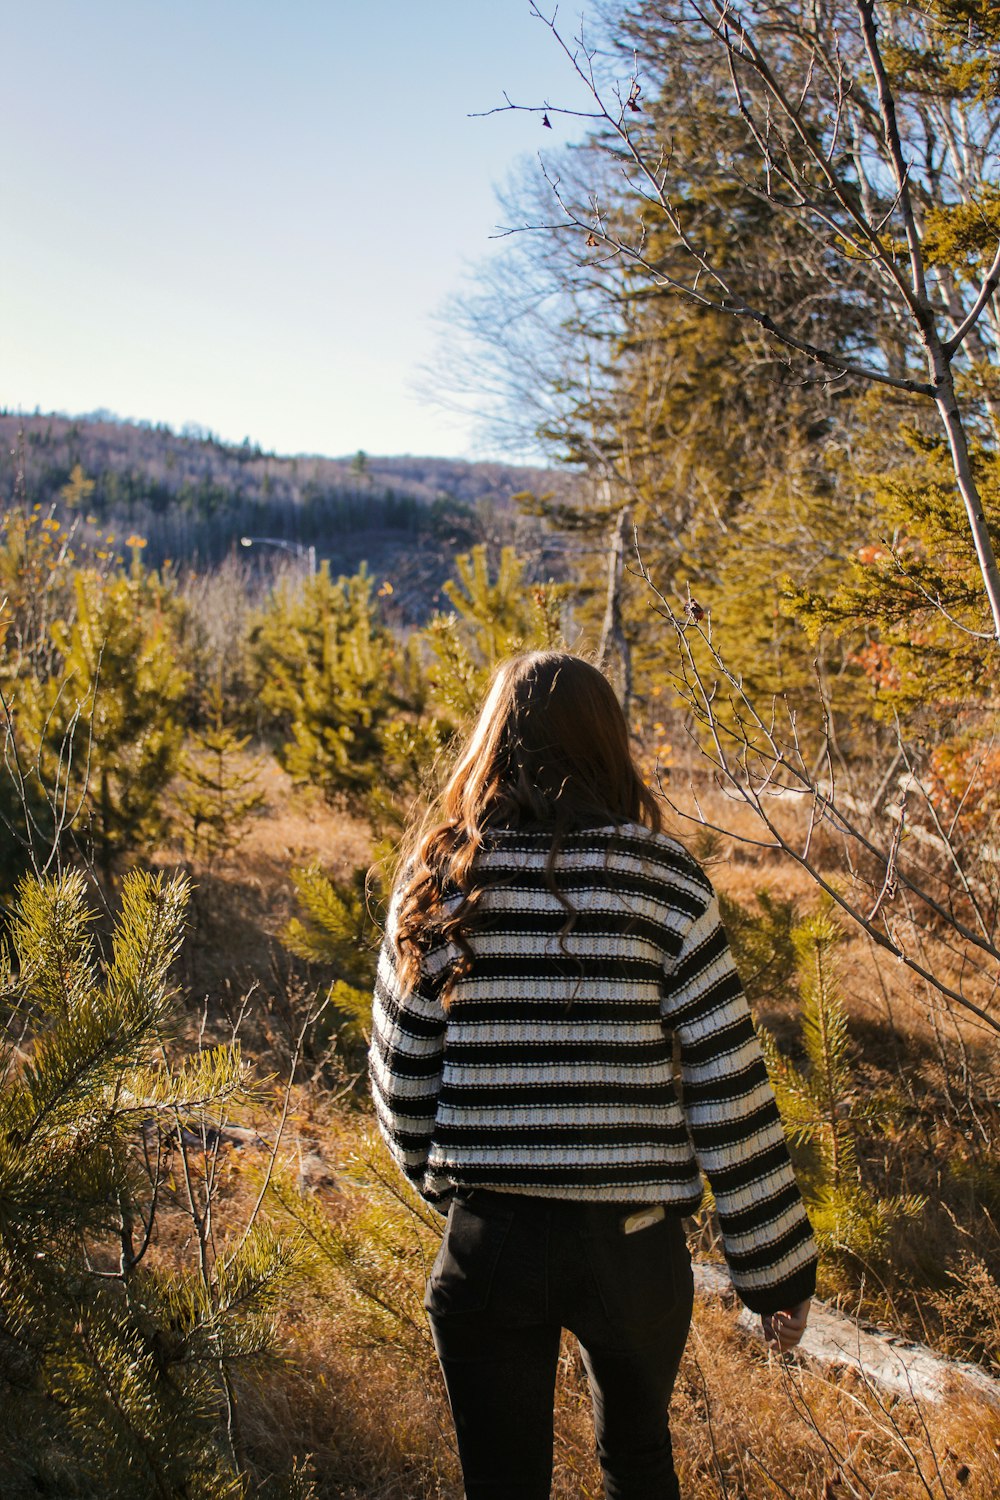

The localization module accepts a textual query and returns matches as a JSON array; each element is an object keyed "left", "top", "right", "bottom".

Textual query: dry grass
[
  {"left": 672, "top": 1299, "right": 1000, "bottom": 1499},
  {"left": 177, "top": 1103, "right": 1000, "bottom": 1499},
  {"left": 236, "top": 757, "right": 372, "bottom": 878},
  {"left": 155, "top": 753, "right": 372, "bottom": 1046}
]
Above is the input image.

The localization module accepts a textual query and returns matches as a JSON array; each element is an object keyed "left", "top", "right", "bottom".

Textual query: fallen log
[{"left": 695, "top": 1262, "right": 1000, "bottom": 1408}]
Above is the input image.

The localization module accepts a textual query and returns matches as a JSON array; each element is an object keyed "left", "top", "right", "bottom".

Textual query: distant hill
[{"left": 0, "top": 411, "right": 578, "bottom": 617}]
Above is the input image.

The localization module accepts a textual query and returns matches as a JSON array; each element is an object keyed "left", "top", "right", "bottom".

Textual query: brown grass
[{"left": 196, "top": 1104, "right": 1000, "bottom": 1499}]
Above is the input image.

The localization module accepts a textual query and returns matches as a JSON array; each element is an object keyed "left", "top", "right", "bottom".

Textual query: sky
[{"left": 2, "top": 1, "right": 600, "bottom": 461}]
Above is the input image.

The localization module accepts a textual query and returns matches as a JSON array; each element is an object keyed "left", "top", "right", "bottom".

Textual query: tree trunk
[
  {"left": 597, "top": 503, "right": 633, "bottom": 724},
  {"left": 931, "top": 357, "right": 1000, "bottom": 642}
]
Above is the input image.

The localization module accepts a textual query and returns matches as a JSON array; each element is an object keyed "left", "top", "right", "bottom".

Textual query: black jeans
[{"left": 425, "top": 1189, "right": 694, "bottom": 1500}]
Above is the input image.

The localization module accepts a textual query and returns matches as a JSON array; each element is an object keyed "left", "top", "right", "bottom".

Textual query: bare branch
[
  {"left": 853, "top": 1, "right": 930, "bottom": 308},
  {"left": 944, "top": 238, "right": 1000, "bottom": 357},
  {"left": 632, "top": 539, "right": 1000, "bottom": 1034}
]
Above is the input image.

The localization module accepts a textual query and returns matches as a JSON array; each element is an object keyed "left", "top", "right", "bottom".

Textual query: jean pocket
[
  {"left": 424, "top": 1197, "right": 515, "bottom": 1316},
  {"left": 585, "top": 1213, "right": 689, "bottom": 1335}
]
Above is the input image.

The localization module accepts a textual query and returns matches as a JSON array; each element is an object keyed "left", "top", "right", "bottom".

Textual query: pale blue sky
[{"left": 2, "top": 1, "right": 599, "bottom": 459}]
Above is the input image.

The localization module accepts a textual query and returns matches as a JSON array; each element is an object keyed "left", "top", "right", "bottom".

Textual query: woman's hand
[{"left": 761, "top": 1297, "right": 811, "bottom": 1353}]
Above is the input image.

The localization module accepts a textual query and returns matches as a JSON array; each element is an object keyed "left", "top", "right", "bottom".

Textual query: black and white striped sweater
[{"left": 370, "top": 823, "right": 817, "bottom": 1314}]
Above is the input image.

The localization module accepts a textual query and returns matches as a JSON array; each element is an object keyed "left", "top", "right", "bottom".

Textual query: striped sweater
[{"left": 369, "top": 823, "right": 817, "bottom": 1314}]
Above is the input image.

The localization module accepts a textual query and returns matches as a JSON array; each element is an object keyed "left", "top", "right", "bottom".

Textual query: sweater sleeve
[
  {"left": 663, "top": 890, "right": 818, "bottom": 1315},
  {"left": 368, "top": 897, "right": 450, "bottom": 1208}
]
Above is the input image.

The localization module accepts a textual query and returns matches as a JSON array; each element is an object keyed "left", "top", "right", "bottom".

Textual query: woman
[{"left": 370, "top": 652, "right": 816, "bottom": 1500}]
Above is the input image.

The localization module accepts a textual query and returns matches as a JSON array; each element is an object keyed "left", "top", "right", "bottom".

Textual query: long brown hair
[{"left": 393, "top": 652, "right": 661, "bottom": 1002}]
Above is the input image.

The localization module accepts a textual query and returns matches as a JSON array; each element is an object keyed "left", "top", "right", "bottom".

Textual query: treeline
[{"left": 0, "top": 411, "right": 575, "bottom": 584}]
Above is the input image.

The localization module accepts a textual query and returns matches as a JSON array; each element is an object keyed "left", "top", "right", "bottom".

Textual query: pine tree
[
  {"left": 0, "top": 504, "right": 78, "bottom": 685},
  {"left": 790, "top": 408, "right": 999, "bottom": 717},
  {"left": 757, "top": 905, "right": 924, "bottom": 1257},
  {"left": 0, "top": 867, "right": 304, "bottom": 1496},
  {"left": 178, "top": 686, "right": 265, "bottom": 864},
  {"left": 717, "top": 888, "right": 798, "bottom": 1008},
  {"left": 251, "top": 563, "right": 399, "bottom": 801},
  {"left": 783, "top": 396, "right": 1000, "bottom": 867},
  {"left": 423, "top": 543, "right": 566, "bottom": 722},
  {"left": 282, "top": 862, "right": 381, "bottom": 1038},
  {"left": 21, "top": 564, "right": 188, "bottom": 875}
]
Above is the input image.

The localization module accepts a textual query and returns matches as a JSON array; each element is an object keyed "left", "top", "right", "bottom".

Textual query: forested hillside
[
  {"left": 2, "top": 1, "right": 999, "bottom": 1496},
  {"left": 0, "top": 411, "right": 576, "bottom": 617}
]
